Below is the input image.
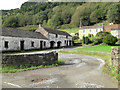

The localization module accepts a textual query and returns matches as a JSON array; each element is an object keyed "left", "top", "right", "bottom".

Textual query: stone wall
[
  {"left": 2, "top": 51, "right": 58, "bottom": 66},
  {"left": 111, "top": 47, "right": 120, "bottom": 71},
  {"left": 49, "top": 33, "right": 72, "bottom": 47},
  {"left": 1, "top": 36, "right": 49, "bottom": 52}
]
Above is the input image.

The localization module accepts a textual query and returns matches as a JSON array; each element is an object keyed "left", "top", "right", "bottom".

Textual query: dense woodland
[{"left": 2, "top": 2, "right": 120, "bottom": 29}]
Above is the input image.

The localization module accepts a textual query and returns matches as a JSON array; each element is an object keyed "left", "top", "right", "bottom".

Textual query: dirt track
[{"left": 2, "top": 53, "right": 118, "bottom": 88}]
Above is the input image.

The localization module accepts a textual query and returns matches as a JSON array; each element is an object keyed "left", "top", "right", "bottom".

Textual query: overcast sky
[
  {"left": 0, "top": 0, "right": 119, "bottom": 10},
  {"left": 0, "top": 0, "right": 28, "bottom": 10}
]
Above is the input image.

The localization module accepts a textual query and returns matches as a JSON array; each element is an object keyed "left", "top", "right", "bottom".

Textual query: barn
[{"left": 0, "top": 25, "right": 72, "bottom": 52}]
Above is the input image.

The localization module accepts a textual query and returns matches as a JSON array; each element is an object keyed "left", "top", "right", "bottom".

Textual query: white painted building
[
  {"left": 0, "top": 26, "right": 72, "bottom": 52},
  {"left": 111, "top": 27, "right": 120, "bottom": 39}
]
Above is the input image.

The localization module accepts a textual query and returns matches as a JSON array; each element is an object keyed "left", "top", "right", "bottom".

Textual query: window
[
  {"left": 44, "top": 41, "right": 46, "bottom": 46},
  {"left": 116, "top": 35, "right": 119, "bottom": 37},
  {"left": 56, "top": 34, "right": 58, "bottom": 38},
  {"left": 89, "top": 29, "right": 91, "bottom": 33},
  {"left": 83, "top": 30, "right": 85, "bottom": 33},
  {"left": 66, "top": 36, "right": 68, "bottom": 38},
  {"left": 5, "top": 41, "right": 8, "bottom": 48},
  {"left": 31, "top": 42, "right": 34, "bottom": 47},
  {"left": 96, "top": 29, "right": 98, "bottom": 32}
]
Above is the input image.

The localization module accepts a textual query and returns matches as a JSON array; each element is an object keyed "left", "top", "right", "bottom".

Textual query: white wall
[
  {"left": 48, "top": 33, "right": 72, "bottom": 47},
  {"left": 1, "top": 36, "right": 48, "bottom": 51},
  {"left": 111, "top": 30, "right": 120, "bottom": 38}
]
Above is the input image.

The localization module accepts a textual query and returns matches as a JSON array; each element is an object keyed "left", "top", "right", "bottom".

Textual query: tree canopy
[{"left": 2, "top": 2, "right": 120, "bottom": 29}]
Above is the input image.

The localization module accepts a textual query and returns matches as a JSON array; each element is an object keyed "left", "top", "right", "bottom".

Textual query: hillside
[{"left": 2, "top": 2, "right": 120, "bottom": 30}]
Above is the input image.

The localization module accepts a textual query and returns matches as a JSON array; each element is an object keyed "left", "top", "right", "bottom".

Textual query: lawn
[
  {"left": 17, "top": 25, "right": 79, "bottom": 35},
  {"left": 17, "top": 25, "right": 38, "bottom": 31},
  {"left": 67, "top": 45, "right": 120, "bottom": 53},
  {"left": 59, "top": 27, "right": 79, "bottom": 34}
]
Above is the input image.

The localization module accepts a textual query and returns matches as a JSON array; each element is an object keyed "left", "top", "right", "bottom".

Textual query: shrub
[
  {"left": 88, "top": 34, "right": 93, "bottom": 38},
  {"left": 85, "top": 36, "right": 90, "bottom": 45},
  {"left": 93, "top": 37, "right": 102, "bottom": 45},
  {"left": 82, "top": 36, "right": 85, "bottom": 44},
  {"left": 103, "top": 34, "right": 118, "bottom": 45},
  {"left": 72, "top": 36, "right": 79, "bottom": 41},
  {"left": 96, "top": 31, "right": 110, "bottom": 38},
  {"left": 57, "top": 59, "right": 65, "bottom": 65}
]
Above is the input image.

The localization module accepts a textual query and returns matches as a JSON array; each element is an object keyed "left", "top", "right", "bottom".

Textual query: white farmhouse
[{"left": 111, "top": 27, "right": 120, "bottom": 39}]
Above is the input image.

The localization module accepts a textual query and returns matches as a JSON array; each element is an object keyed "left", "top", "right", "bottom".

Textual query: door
[
  {"left": 20, "top": 40, "right": 24, "bottom": 50},
  {"left": 40, "top": 41, "right": 43, "bottom": 50}
]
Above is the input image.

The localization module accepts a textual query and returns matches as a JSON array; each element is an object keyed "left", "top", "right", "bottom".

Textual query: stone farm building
[{"left": 0, "top": 25, "right": 72, "bottom": 52}]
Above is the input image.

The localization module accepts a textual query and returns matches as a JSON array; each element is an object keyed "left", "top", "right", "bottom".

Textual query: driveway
[{"left": 2, "top": 52, "right": 118, "bottom": 88}]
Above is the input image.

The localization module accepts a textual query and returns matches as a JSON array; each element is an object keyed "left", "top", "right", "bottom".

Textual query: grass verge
[
  {"left": 67, "top": 45, "right": 119, "bottom": 53},
  {"left": 59, "top": 51, "right": 119, "bottom": 82},
  {"left": 1, "top": 59, "right": 65, "bottom": 73}
]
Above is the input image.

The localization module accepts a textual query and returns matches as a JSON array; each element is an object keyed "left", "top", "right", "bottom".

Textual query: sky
[{"left": 0, "top": 0, "right": 28, "bottom": 10}]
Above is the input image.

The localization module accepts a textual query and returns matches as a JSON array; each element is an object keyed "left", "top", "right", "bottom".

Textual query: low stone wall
[
  {"left": 2, "top": 51, "right": 58, "bottom": 66},
  {"left": 111, "top": 47, "right": 120, "bottom": 71}
]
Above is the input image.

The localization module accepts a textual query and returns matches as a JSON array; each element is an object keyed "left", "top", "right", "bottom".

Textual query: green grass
[
  {"left": 67, "top": 45, "right": 120, "bottom": 53},
  {"left": 17, "top": 25, "right": 38, "bottom": 31},
  {"left": 59, "top": 27, "right": 79, "bottom": 34},
  {"left": 59, "top": 50, "right": 119, "bottom": 82},
  {"left": 17, "top": 25, "right": 79, "bottom": 35},
  {"left": 59, "top": 51, "right": 111, "bottom": 64},
  {"left": 2, "top": 59, "right": 65, "bottom": 73}
]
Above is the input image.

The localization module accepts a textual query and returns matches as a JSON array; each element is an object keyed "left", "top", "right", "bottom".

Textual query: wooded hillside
[{"left": 2, "top": 2, "right": 120, "bottom": 29}]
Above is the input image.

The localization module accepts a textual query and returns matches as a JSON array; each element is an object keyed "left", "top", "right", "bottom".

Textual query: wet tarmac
[{"left": 2, "top": 53, "right": 118, "bottom": 88}]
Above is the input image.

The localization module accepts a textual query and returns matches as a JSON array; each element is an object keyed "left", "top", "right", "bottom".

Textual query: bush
[
  {"left": 57, "top": 59, "right": 65, "bottom": 65},
  {"left": 96, "top": 31, "right": 110, "bottom": 38},
  {"left": 82, "top": 36, "right": 85, "bottom": 44},
  {"left": 85, "top": 36, "right": 90, "bottom": 45},
  {"left": 72, "top": 36, "right": 79, "bottom": 41},
  {"left": 93, "top": 37, "right": 102, "bottom": 45},
  {"left": 103, "top": 34, "right": 118, "bottom": 45}
]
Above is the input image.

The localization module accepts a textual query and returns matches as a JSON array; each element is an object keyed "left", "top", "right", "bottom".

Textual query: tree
[
  {"left": 17, "top": 14, "right": 26, "bottom": 27},
  {"left": 49, "top": 13, "right": 62, "bottom": 29},
  {"left": 107, "top": 4, "right": 120, "bottom": 24},
  {"left": 90, "top": 11, "right": 99, "bottom": 23},
  {"left": 3, "top": 15, "right": 18, "bottom": 27},
  {"left": 103, "top": 34, "right": 118, "bottom": 45},
  {"left": 96, "top": 31, "right": 110, "bottom": 39}
]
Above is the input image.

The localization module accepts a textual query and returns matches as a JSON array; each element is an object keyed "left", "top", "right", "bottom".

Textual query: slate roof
[
  {"left": 43, "top": 27, "right": 71, "bottom": 36},
  {"left": 111, "top": 26, "right": 120, "bottom": 30},
  {"left": 79, "top": 25, "right": 103, "bottom": 30},
  {"left": 1, "top": 28, "right": 47, "bottom": 39}
]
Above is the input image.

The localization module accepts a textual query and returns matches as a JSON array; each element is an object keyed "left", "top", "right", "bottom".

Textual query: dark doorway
[
  {"left": 50, "top": 41, "right": 55, "bottom": 49},
  {"left": 67, "top": 40, "right": 69, "bottom": 46},
  {"left": 40, "top": 41, "right": 43, "bottom": 50},
  {"left": 57, "top": 41, "right": 61, "bottom": 48},
  {"left": 69, "top": 40, "right": 72, "bottom": 46},
  {"left": 20, "top": 40, "right": 24, "bottom": 50}
]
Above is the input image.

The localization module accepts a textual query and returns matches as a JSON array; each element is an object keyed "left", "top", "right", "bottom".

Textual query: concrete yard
[{"left": 2, "top": 52, "right": 118, "bottom": 88}]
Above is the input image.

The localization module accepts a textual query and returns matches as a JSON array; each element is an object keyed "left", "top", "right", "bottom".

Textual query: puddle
[{"left": 31, "top": 77, "right": 48, "bottom": 83}]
